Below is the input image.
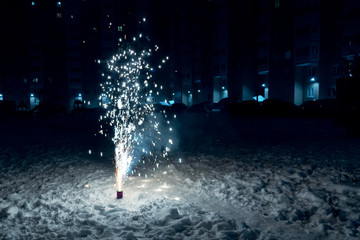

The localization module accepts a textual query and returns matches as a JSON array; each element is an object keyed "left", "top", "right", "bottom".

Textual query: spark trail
[{"left": 98, "top": 24, "right": 172, "bottom": 198}]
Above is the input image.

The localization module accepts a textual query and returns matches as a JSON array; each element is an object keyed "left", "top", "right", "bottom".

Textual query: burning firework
[{"left": 98, "top": 21, "right": 172, "bottom": 199}]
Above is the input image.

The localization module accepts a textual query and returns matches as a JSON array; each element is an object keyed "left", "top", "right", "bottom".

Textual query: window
[
  {"left": 312, "top": 24, "right": 318, "bottom": 33},
  {"left": 274, "top": 0, "right": 280, "bottom": 8},
  {"left": 307, "top": 87, "right": 314, "bottom": 98},
  {"left": 284, "top": 70, "right": 290, "bottom": 78},
  {"left": 56, "top": 13, "right": 62, "bottom": 19},
  {"left": 285, "top": 50, "right": 291, "bottom": 60},
  {"left": 258, "top": 40, "right": 267, "bottom": 48},
  {"left": 31, "top": 1, "right": 35, "bottom": 6},
  {"left": 329, "top": 86, "right": 336, "bottom": 97},
  {"left": 258, "top": 56, "right": 268, "bottom": 65},
  {"left": 296, "top": 4, "right": 311, "bottom": 17},
  {"left": 296, "top": 46, "right": 309, "bottom": 57},
  {"left": 308, "top": 68, "right": 316, "bottom": 77},
  {"left": 296, "top": 25, "right": 310, "bottom": 38},
  {"left": 70, "top": 78, "right": 81, "bottom": 83},
  {"left": 311, "top": 45, "right": 318, "bottom": 57},
  {"left": 117, "top": 26, "right": 122, "bottom": 32},
  {"left": 258, "top": 22, "right": 268, "bottom": 33}
]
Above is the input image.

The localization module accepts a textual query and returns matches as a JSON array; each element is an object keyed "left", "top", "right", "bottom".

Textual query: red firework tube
[{"left": 117, "top": 191, "right": 123, "bottom": 199}]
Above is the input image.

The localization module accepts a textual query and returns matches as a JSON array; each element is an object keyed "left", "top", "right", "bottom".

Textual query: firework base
[{"left": 117, "top": 191, "right": 123, "bottom": 199}]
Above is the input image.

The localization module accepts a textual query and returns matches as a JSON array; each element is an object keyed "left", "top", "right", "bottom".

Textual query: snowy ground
[{"left": 1, "top": 112, "right": 360, "bottom": 239}]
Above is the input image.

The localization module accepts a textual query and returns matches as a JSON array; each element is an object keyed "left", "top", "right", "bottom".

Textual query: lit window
[
  {"left": 70, "top": 15, "right": 74, "bottom": 19},
  {"left": 275, "top": 0, "right": 280, "bottom": 8},
  {"left": 57, "top": 1, "right": 61, "bottom": 7},
  {"left": 285, "top": 50, "right": 291, "bottom": 60},
  {"left": 307, "top": 87, "right": 314, "bottom": 98},
  {"left": 31, "top": 1, "right": 35, "bottom": 6},
  {"left": 0, "top": 94, "right": 3, "bottom": 101},
  {"left": 118, "top": 26, "right": 123, "bottom": 32},
  {"left": 56, "top": 13, "right": 62, "bottom": 19}
]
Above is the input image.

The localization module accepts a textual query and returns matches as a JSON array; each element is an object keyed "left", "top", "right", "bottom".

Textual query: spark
[{"left": 98, "top": 25, "right": 172, "bottom": 197}]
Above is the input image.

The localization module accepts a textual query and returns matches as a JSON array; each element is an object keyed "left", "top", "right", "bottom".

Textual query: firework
[{"left": 98, "top": 21, "right": 171, "bottom": 199}]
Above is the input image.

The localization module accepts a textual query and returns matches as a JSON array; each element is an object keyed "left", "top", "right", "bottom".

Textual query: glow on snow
[{"left": 98, "top": 22, "right": 172, "bottom": 197}]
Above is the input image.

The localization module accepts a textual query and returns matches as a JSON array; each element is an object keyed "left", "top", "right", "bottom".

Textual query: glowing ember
[{"left": 98, "top": 20, "right": 171, "bottom": 198}]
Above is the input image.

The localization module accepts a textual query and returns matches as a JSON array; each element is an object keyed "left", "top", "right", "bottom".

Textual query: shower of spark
[{"left": 98, "top": 21, "right": 172, "bottom": 198}]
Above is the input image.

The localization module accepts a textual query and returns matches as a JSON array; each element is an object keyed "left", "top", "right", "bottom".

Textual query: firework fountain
[{"left": 98, "top": 20, "right": 172, "bottom": 199}]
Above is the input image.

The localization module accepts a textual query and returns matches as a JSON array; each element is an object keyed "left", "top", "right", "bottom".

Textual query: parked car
[
  {"left": 226, "top": 100, "right": 260, "bottom": 116},
  {"left": 210, "top": 97, "right": 237, "bottom": 113},
  {"left": 300, "top": 99, "right": 341, "bottom": 116},
  {"left": 170, "top": 103, "right": 188, "bottom": 113},
  {"left": 186, "top": 102, "right": 211, "bottom": 113},
  {"left": 260, "top": 99, "right": 300, "bottom": 116}
]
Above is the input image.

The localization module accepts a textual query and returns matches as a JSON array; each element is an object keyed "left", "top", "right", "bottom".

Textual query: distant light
[
  {"left": 198, "top": 89, "right": 201, "bottom": 93},
  {"left": 78, "top": 93, "right": 82, "bottom": 97},
  {"left": 222, "top": 86, "right": 225, "bottom": 90},
  {"left": 262, "top": 83, "right": 266, "bottom": 87},
  {"left": 88, "top": 101, "right": 90, "bottom": 105},
  {"left": 188, "top": 91, "right": 190, "bottom": 94},
  {"left": 349, "top": 74, "right": 353, "bottom": 77},
  {"left": 30, "top": 93, "right": 34, "bottom": 97},
  {"left": 310, "top": 77, "right": 315, "bottom": 82},
  {"left": 31, "top": 1, "right": 35, "bottom": 6},
  {"left": 89, "top": 150, "right": 92, "bottom": 155},
  {"left": 0, "top": 94, "right": 3, "bottom": 101},
  {"left": 57, "top": 1, "right": 61, "bottom": 7},
  {"left": 143, "top": 18, "right": 146, "bottom": 22}
]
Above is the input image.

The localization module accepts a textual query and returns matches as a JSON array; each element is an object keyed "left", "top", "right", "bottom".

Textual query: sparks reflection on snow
[{"left": 98, "top": 19, "right": 172, "bottom": 196}]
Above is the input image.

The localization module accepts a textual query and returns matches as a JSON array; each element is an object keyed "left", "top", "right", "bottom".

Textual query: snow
[{"left": 1, "top": 113, "right": 360, "bottom": 239}]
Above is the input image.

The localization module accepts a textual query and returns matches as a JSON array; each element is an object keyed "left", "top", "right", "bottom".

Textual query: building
[
  {"left": 1, "top": 0, "right": 360, "bottom": 112},
  {"left": 257, "top": 0, "right": 360, "bottom": 105},
  {"left": 169, "top": 0, "right": 258, "bottom": 106},
  {"left": 0, "top": 0, "right": 156, "bottom": 112}
]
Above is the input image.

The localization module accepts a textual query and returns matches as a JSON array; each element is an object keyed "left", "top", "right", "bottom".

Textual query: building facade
[
  {"left": 1, "top": 0, "right": 360, "bottom": 111},
  {"left": 257, "top": 0, "right": 360, "bottom": 105}
]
